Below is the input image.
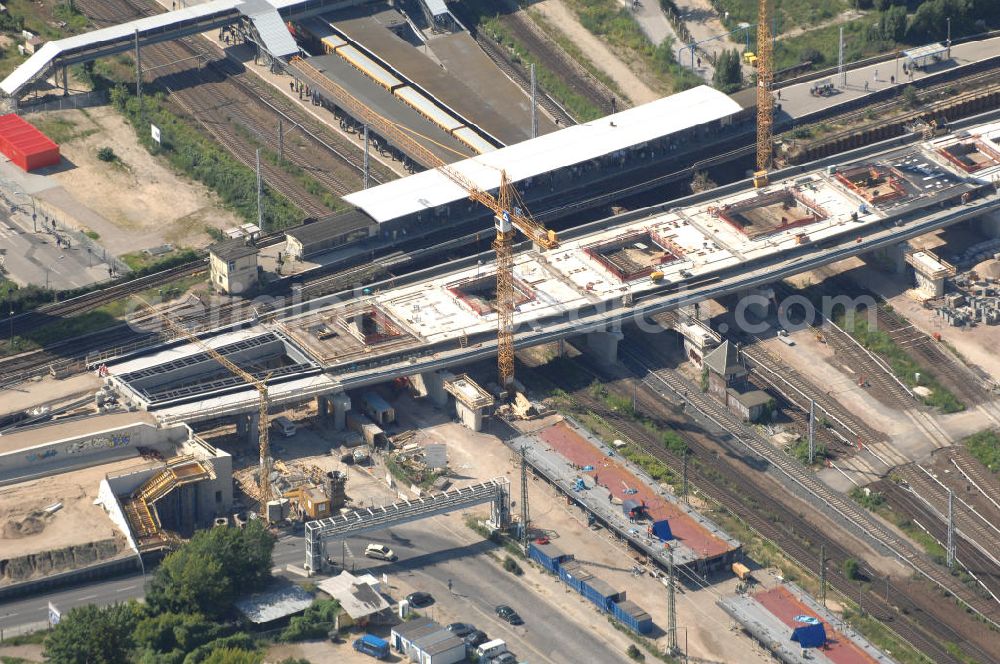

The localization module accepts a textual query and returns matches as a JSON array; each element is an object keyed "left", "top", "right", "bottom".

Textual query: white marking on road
[
  {"left": 77, "top": 594, "right": 97, "bottom": 601},
  {"left": 115, "top": 585, "right": 137, "bottom": 592}
]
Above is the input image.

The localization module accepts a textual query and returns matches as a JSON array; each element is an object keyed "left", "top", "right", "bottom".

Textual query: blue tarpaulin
[
  {"left": 651, "top": 520, "right": 673, "bottom": 541},
  {"left": 790, "top": 616, "right": 826, "bottom": 648}
]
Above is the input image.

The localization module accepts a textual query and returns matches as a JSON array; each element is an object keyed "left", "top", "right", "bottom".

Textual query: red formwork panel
[{"left": 0, "top": 114, "right": 60, "bottom": 172}]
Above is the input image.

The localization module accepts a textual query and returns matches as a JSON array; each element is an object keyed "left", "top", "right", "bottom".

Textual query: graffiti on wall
[
  {"left": 66, "top": 433, "right": 132, "bottom": 455},
  {"left": 24, "top": 449, "right": 58, "bottom": 463}
]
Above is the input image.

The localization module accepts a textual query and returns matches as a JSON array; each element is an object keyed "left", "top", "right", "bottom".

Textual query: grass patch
[
  {"left": 964, "top": 429, "right": 1000, "bottom": 473},
  {"left": 713, "top": 0, "right": 849, "bottom": 32},
  {"left": 119, "top": 248, "right": 199, "bottom": 277},
  {"left": 0, "top": 628, "right": 50, "bottom": 645},
  {"left": 773, "top": 17, "right": 894, "bottom": 73},
  {"left": 564, "top": 0, "right": 701, "bottom": 93},
  {"left": 838, "top": 315, "right": 964, "bottom": 413},
  {"left": 849, "top": 486, "right": 885, "bottom": 510},
  {"left": 841, "top": 608, "right": 934, "bottom": 664}
]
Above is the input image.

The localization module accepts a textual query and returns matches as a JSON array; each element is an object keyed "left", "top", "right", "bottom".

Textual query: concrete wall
[
  {"left": 1, "top": 421, "right": 189, "bottom": 479},
  {"left": 98, "top": 477, "right": 138, "bottom": 553}
]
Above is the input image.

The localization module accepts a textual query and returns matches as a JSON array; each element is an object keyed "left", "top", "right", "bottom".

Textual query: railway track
[
  {"left": 895, "top": 463, "right": 1000, "bottom": 560},
  {"left": 517, "top": 354, "right": 996, "bottom": 663},
  {"left": 77, "top": 0, "right": 385, "bottom": 212},
  {"left": 463, "top": 23, "right": 575, "bottom": 127},
  {"left": 878, "top": 477, "right": 1000, "bottom": 607},
  {"left": 499, "top": 9, "right": 618, "bottom": 115},
  {"left": 617, "top": 329, "right": 1000, "bottom": 629}
]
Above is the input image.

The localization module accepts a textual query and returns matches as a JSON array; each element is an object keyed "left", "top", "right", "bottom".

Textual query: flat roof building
[
  {"left": 284, "top": 211, "right": 372, "bottom": 260},
  {"left": 343, "top": 86, "right": 743, "bottom": 239}
]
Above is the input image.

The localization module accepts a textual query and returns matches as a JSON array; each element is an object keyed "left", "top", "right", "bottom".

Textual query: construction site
[{"left": 2, "top": 0, "right": 1000, "bottom": 662}]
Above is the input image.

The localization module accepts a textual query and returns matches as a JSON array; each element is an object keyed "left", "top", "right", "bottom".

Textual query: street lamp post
[{"left": 947, "top": 17, "right": 952, "bottom": 58}]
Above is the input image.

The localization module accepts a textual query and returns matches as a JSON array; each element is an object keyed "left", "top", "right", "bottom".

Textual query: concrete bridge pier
[
  {"left": 316, "top": 393, "right": 350, "bottom": 429},
  {"left": 236, "top": 412, "right": 260, "bottom": 444},
  {"left": 979, "top": 209, "right": 1000, "bottom": 237},
  {"left": 585, "top": 330, "right": 624, "bottom": 365},
  {"left": 411, "top": 370, "right": 454, "bottom": 407},
  {"left": 737, "top": 286, "right": 775, "bottom": 321},
  {"left": 455, "top": 400, "right": 484, "bottom": 431},
  {"left": 869, "top": 242, "right": 909, "bottom": 274}
]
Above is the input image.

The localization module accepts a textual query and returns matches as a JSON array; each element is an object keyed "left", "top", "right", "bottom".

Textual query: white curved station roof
[{"left": 343, "top": 85, "right": 742, "bottom": 224}]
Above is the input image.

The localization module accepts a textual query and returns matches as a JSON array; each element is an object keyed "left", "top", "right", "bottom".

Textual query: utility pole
[
  {"left": 529, "top": 64, "right": 537, "bottom": 139},
  {"left": 277, "top": 119, "right": 283, "bottom": 163},
  {"left": 808, "top": 399, "right": 815, "bottom": 465},
  {"left": 134, "top": 29, "right": 142, "bottom": 114},
  {"left": 520, "top": 446, "right": 530, "bottom": 553},
  {"left": 947, "top": 488, "right": 956, "bottom": 569},
  {"left": 363, "top": 124, "right": 370, "bottom": 190},
  {"left": 682, "top": 453, "right": 689, "bottom": 504},
  {"left": 667, "top": 546, "right": 678, "bottom": 655},
  {"left": 255, "top": 148, "right": 263, "bottom": 231},
  {"left": 838, "top": 26, "right": 845, "bottom": 88},
  {"left": 819, "top": 544, "right": 826, "bottom": 608}
]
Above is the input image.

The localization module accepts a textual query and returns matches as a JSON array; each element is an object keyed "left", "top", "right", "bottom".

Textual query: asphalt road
[{"left": 2, "top": 522, "right": 628, "bottom": 662}]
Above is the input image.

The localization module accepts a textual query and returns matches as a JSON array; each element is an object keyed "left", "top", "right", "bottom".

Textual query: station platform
[
  {"left": 511, "top": 418, "right": 740, "bottom": 572},
  {"left": 720, "top": 583, "right": 893, "bottom": 664},
  {"left": 300, "top": 53, "right": 474, "bottom": 163},
  {"left": 332, "top": 13, "right": 533, "bottom": 145},
  {"left": 427, "top": 32, "right": 558, "bottom": 135}
]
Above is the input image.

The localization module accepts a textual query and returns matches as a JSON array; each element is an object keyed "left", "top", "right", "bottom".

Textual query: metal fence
[
  {"left": 0, "top": 620, "right": 50, "bottom": 641},
  {"left": 19, "top": 89, "right": 108, "bottom": 114},
  {"left": 0, "top": 173, "right": 130, "bottom": 280}
]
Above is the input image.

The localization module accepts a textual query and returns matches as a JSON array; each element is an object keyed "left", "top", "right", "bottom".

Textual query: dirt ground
[
  {"left": 0, "top": 456, "right": 145, "bottom": 558},
  {"left": 531, "top": 0, "right": 659, "bottom": 104},
  {"left": 0, "top": 372, "right": 101, "bottom": 419},
  {"left": 0, "top": 644, "right": 44, "bottom": 662},
  {"left": 25, "top": 106, "right": 241, "bottom": 255}
]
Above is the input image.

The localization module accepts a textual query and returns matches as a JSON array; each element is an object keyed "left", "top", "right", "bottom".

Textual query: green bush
[
  {"left": 503, "top": 555, "right": 524, "bottom": 576},
  {"left": 713, "top": 49, "right": 744, "bottom": 92},
  {"left": 626, "top": 643, "right": 645, "bottom": 660},
  {"left": 278, "top": 599, "right": 339, "bottom": 643},
  {"left": 97, "top": 146, "right": 117, "bottom": 162},
  {"left": 850, "top": 487, "right": 886, "bottom": 510}
]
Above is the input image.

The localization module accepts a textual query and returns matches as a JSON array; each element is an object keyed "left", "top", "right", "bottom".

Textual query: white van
[
  {"left": 476, "top": 639, "right": 507, "bottom": 659},
  {"left": 271, "top": 416, "right": 296, "bottom": 437}
]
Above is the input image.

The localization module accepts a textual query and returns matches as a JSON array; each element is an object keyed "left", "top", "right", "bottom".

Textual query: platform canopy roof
[{"left": 343, "top": 85, "right": 742, "bottom": 224}]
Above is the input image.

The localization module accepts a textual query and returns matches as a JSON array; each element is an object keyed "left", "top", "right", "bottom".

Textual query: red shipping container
[{"left": 0, "top": 113, "right": 60, "bottom": 172}]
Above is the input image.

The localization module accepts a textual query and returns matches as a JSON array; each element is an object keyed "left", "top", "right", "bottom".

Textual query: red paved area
[
  {"left": 537, "top": 421, "right": 732, "bottom": 558},
  {"left": 754, "top": 586, "right": 879, "bottom": 664}
]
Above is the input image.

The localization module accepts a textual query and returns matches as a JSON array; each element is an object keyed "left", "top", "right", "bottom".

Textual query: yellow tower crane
[
  {"left": 291, "top": 57, "right": 559, "bottom": 393},
  {"left": 136, "top": 298, "right": 273, "bottom": 516},
  {"left": 754, "top": 0, "right": 774, "bottom": 188}
]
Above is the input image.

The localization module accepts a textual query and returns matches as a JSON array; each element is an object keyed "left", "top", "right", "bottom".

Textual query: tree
[
  {"left": 44, "top": 602, "right": 144, "bottom": 664},
  {"left": 147, "top": 521, "right": 274, "bottom": 617},
  {"left": 200, "top": 648, "right": 262, "bottom": 664},
  {"left": 712, "top": 49, "right": 743, "bottom": 93},
  {"left": 798, "top": 47, "right": 824, "bottom": 66},
  {"left": 879, "top": 5, "right": 908, "bottom": 42}
]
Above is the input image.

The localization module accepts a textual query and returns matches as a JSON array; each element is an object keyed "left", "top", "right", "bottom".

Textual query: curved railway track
[{"left": 517, "top": 355, "right": 998, "bottom": 664}]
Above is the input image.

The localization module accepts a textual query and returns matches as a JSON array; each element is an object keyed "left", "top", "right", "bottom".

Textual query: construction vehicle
[
  {"left": 291, "top": 57, "right": 559, "bottom": 395},
  {"left": 754, "top": 0, "right": 774, "bottom": 189},
  {"left": 136, "top": 298, "right": 274, "bottom": 518}
]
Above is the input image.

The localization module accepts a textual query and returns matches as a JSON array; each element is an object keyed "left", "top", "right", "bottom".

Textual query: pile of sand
[
  {"left": 3, "top": 512, "right": 51, "bottom": 539},
  {"left": 972, "top": 258, "right": 1000, "bottom": 280}
]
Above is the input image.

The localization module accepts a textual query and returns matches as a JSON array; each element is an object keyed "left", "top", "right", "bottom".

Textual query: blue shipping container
[
  {"left": 612, "top": 600, "right": 653, "bottom": 635},
  {"left": 558, "top": 562, "right": 590, "bottom": 592},
  {"left": 580, "top": 576, "right": 621, "bottom": 612},
  {"left": 528, "top": 542, "right": 573, "bottom": 573}
]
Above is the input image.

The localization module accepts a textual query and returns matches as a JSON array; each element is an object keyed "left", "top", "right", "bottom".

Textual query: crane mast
[
  {"left": 755, "top": 0, "right": 774, "bottom": 188},
  {"left": 494, "top": 172, "right": 517, "bottom": 393},
  {"left": 136, "top": 299, "right": 272, "bottom": 516}
]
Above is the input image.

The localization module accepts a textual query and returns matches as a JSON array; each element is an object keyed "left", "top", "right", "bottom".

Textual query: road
[
  {"left": 0, "top": 208, "right": 113, "bottom": 291},
  {"left": 778, "top": 35, "right": 1000, "bottom": 119},
  {"left": 1, "top": 520, "right": 629, "bottom": 663}
]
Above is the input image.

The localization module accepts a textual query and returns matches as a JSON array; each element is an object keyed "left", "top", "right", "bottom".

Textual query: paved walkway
[
  {"left": 625, "top": 0, "right": 677, "bottom": 46},
  {"left": 778, "top": 37, "right": 1000, "bottom": 120}
]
